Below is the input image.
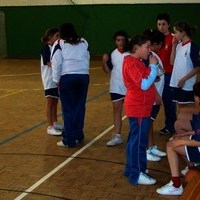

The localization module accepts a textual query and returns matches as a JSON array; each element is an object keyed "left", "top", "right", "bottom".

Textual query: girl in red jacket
[{"left": 123, "top": 35, "right": 158, "bottom": 185}]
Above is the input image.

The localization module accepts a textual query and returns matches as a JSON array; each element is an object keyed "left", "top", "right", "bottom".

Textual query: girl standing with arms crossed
[
  {"left": 123, "top": 35, "right": 158, "bottom": 185},
  {"left": 41, "top": 28, "right": 62, "bottom": 136},
  {"left": 102, "top": 30, "right": 129, "bottom": 146}
]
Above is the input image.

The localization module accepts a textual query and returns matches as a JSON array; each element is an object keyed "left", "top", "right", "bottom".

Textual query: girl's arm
[
  {"left": 155, "top": 88, "right": 162, "bottom": 105},
  {"left": 168, "top": 138, "right": 200, "bottom": 148},
  {"left": 171, "top": 131, "right": 195, "bottom": 140},
  {"left": 179, "top": 42, "right": 200, "bottom": 88},
  {"left": 170, "top": 37, "right": 178, "bottom": 65},
  {"left": 178, "top": 67, "right": 200, "bottom": 88},
  {"left": 102, "top": 53, "right": 113, "bottom": 73},
  {"left": 102, "top": 53, "right": 111, "bottom": 73},
  {"left": 185, "top": 139, "right": 200, "bottom": 147},
  {"left": 51, "top": 49, "right": 62, "bottom": 84},
  {"left": 141, "top": 55, "right": 158, "bottom": 90},
  {"left": 41, "top": 45, "right": 51, "bottom": 67}
]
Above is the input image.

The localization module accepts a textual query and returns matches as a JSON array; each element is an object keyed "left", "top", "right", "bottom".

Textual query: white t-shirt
[
  {"left": 151, "top": 51, "right": 164, "bottom": 97},
  {"left": 41, "top": 45, "right": 57, "bottom": 90},
  {"left": 108, "top": 49, "right": 129, "bottom": 95},
  {"left": 170, "top": 41, "right": 199, "bottom": 91}
]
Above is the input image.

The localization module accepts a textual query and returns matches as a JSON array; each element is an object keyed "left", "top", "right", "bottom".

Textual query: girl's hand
[
  {"left": 172, "top": 37, "right": 178, "bottom": 47},
  {"left": 167, "top": 139, "right": 185, "bottom": 148},
  {"left": 102, "top": 53, "right": 109, "bottom": 63},
  {"left": 149, "top": 55, "right": 158, "bottom": 65},
  {"left": 47, "top": 61, "right": 52, "bottom": 67},
  {"left": 178, "top": 77, "right": 186, "bottom": 88}
]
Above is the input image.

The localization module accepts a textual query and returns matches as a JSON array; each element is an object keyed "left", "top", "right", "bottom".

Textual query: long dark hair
[{"left": 60, "top": 23, "right": 81, "bottom": 44}]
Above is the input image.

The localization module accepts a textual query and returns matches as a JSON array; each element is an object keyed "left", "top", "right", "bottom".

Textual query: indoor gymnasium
[{"left": 0, "top": 0, "right": 200, "bottom": 199}]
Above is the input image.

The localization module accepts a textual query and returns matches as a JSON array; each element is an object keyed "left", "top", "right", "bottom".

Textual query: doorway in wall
[{"left": 0, "top": 11, "right": 7, "bottom": 58}]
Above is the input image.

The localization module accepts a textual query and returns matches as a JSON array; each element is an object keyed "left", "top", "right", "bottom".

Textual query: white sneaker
[
  {"left": 106, "top": 134, "right": 122, "bottom": 146},
  {"left": 195, "top": 162, "right": 200, "bottom": 166},
  {"left": 150, "top": 145, "right": 167, "bottom": 157},
  {"left": 138, "top": 172, "right": 156, "bottom": 185},
  {"left": 147, "top": 149, "right": 161, "bottom": 161},
  {"left": 181, "top": 166, "right": 189, "bottom": 176},
  {"left": 47, "top": 126, "right": 62, "bottom": 136},
  {"left": 181, "top": 163, "right": 200, "bottom": 176},
  {"left": 53, "top": 122, "right": 63, "bottom": 130},
  {"left": 156, "top": 181, "right": 183, "bottom": 195},
  {"left": 57, "top": 140, "right": 67, "bottom": 147}
]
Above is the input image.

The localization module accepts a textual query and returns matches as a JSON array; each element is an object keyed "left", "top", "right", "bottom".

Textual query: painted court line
[
  {"left": 14, "top": 115, "right": 127, "bottom": 200},
  {"left": 0, "top": 90, "right": 23, "bottom": 99},
  {"left": 0, "top": 66, "right": 101, "bottom": 77},
  {"left": 0, "top": 73, "right": 40, "bottom": 77},
  {"left": 0, "top": 89, "right": 41, "bottom": 99},
  {"left": 0, "top": 90, "right": 108, "bottom": 146}
]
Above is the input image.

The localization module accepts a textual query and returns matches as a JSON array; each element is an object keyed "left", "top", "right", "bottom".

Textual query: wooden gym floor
[{"left": 0, "top": 58, "right": 185, "bottom": 200}]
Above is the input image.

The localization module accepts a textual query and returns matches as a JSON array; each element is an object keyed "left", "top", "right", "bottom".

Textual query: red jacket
[
  {"left": 157, "top": 33, "right": 173, "bottom": 74},
  {"left": 122, "top": 55, "right": 156, "bottom": 117}
]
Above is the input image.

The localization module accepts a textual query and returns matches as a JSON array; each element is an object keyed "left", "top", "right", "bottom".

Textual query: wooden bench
[{"left": 180, "top": 169, "right": 200, "bottom": 200}]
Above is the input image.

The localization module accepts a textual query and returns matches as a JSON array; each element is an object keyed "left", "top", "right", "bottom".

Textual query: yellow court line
[
  {"left": 0, "top": 90, "right": 23, "bottom": 99},
  {"left": 0, "top": 89, "right": 41, "bottom": 91},
  {"left": 90, "top": 66, "right": 101, "bottom": 70},
  {"left": 0, "top": 89, "right": 42, "bottom": 99}
]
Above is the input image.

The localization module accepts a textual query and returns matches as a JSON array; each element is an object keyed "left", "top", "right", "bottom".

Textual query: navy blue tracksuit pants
[
  {"left": 124, "top": 117, "right": 151, "bottom": 184},
  {"left": 162, "top": 74, "right": 176, "bottom": 132},
  {"left": 59, "top": 74, "right": 89, "bottom": 147}
]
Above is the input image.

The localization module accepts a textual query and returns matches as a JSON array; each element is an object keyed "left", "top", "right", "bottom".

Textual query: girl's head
[
  {"left": 193, "top": 82, "right": 200, "bottom": 105},
  {"left": 143, "top": 29, "right": 165, "bottom": 52},
  {"left": 41, "top": 28, "right": 59, "bottom": 45},
  {"left": 60, "top": 22, "right": 80, "bottom": 44},
  {"left": 173, "top": 22, "right": 197, "bottom": 41},
  {"left": 156, "top": 13, "right": 170, "bottom": 35},
  {"left": 113, "top": 30, "right": 129, "bottom": 52},
  {"left": 129, "top": 35, "right": 151, "bottom": 60}
]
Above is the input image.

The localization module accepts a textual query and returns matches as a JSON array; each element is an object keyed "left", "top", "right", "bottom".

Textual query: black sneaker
[{"left": 159, "top": 128, "right": 171, "bottom": 135}]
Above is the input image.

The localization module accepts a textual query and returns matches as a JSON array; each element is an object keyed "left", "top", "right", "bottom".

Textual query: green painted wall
[{"left": 0, "top": 4, "right": 200, "bottom": 58}]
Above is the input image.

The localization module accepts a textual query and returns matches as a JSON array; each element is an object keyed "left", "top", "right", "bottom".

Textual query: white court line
[
  {"left": 0, "top": 66, "right": 101, "bottom": 77},
  {"left": 0, "top": 73, "right": 40, "bottom": 77},
  {"left": 14, "top": 115, "right": 127, "bottom": 200}
]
